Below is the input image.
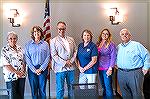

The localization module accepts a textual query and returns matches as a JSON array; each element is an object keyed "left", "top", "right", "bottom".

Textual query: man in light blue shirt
[{"left": 116, "top": 28, "right": 150, "bottom": 99}]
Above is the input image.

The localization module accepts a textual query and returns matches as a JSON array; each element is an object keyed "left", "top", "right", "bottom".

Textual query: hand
[
  {"left": 79, "top": 66, "right": 86, "bottom": 73},
  {"left": 106, "top": 69, "right": 112, "bottom": 77},
  {"left": 66, "top": 60, "right": 72, "bottom": 68},
  {"left": 36, "top": 69, "right": 42, "bottom": 75},
  {"left": 142, "top": 69, "right": 148, "bottom": 75},
  {"left": 16, "top": 71, "right": 24, "bottom": 78}
]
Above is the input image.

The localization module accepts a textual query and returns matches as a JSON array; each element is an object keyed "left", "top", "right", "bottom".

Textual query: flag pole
[
  {"left": 48, "top": 0, "right": 51, "bottom": 98},
  {"left": 43, "top": 0, "right": 51, "bottom": 98}
]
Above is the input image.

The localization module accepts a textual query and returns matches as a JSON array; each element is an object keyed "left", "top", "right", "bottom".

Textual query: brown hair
[
  {"left": 30, "top": 26, "right": 44, "bottom": 40},
  {"left": 81, "top": 29, "right": 93, "bottom": 42},
  {"left": 97, "top": 28, "right": 112, "bottom": 48}
]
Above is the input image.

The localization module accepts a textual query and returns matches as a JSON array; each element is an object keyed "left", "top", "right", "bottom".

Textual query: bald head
[
  {"left": 120, "top": 28, "right": 132, "bottom": 36},
  {"left": 120, "top": 28, "right": 132, "bottom": 43}
]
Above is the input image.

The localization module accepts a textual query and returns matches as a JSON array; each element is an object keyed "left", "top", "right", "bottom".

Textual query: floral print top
[{"left": 1, "top": 44, "right": 26, "bottom": 82}]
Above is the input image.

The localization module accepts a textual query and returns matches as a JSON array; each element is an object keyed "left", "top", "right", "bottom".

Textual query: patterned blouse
[{"left": 1, "top": 44, "right": 26, "bottom": 82}]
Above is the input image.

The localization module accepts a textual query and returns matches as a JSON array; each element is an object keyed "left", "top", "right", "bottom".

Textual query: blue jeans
[
  {"left": 56, "top": 70, "right": 74, "bottom": 99},
  {"left": 99, "top": 70, "right": 113, "bottom": 99},
  {"left": 28, "top": 67, "right": 48, "bottom": 99},
  {"left": 6, "top": 78, "right": 26, "bottom": 99}
]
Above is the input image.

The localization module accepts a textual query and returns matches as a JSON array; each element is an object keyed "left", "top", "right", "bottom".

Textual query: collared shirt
[
  {"left": 60, "top": 36, "right": 70, "bottom": 54},
  {"left": 98, "top": 42, "right": 117, "bottom": 70},
  {"left": 1, "top": 44, "right": 25, "bottom": 82},
  {"left": 50, "top": 35, "right": 77, "bottom": 72},
  {"left": 117, "top": 40, "right": 150, "bottom": 70},
  {"left": 25, "top": 40, "right": 50, "bottom": 73},
  {"left": 77, "top": 41, "right": 98, "bottom": 74}
]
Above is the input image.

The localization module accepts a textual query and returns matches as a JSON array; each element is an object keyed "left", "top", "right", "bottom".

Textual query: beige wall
[{"left": 0, "top": 0, "right": 150, "bottom": 97}]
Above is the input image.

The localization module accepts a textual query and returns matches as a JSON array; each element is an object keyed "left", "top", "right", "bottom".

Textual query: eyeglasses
[
  {"left": 8, "top": 37, "right": 17, "bottom": 40},
  {"left": 120, "top": 33, "right": 130, "bottom": 36},
  {"left": 102, "top": 33, "right": 109, "bottom": 36},
  {"left": 58, "top": 28, "right": 66, "bottom": 31},
  {"left": 33, "top": 31, "right": 40, "bottom": 33}
]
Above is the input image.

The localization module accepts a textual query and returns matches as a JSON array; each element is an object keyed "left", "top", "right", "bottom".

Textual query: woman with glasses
[
  {"left": 97, "top": 28, "right": 117, "bottom": 99},
  {"left": 1, "top": 31, "right": 26, "bottom": 99},
  {"left": 25, "top": 26, "right": 50, "bottom": 99}
]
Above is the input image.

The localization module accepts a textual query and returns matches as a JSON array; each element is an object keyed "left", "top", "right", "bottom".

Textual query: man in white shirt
[{"left": 50, "top": 21, "right": 77, "bottom": 99}]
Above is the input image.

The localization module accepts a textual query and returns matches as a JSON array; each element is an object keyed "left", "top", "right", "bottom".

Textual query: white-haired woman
[{"left": 1, "top": 31, "right": 26, "bottom": 99}]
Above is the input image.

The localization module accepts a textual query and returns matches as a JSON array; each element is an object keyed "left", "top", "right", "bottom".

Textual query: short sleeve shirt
[
  {"left": 77, "top": 41, "right": 98, "bottom": 74},
  {"left": 1, "top": 44, "right": 25, "bottom": 82}
]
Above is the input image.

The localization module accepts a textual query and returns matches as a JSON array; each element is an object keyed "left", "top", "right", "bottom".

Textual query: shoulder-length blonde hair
[{"left": 97, "top": 28, "right": 112, "bottom": 48}]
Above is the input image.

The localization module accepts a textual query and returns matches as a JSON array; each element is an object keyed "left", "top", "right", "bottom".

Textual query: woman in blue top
[
  {"left": 77, "top": 29, "right": 98, "bottom": 89},
  {"left": 25, "top": 26, "right": 50, "bottom": 99}
]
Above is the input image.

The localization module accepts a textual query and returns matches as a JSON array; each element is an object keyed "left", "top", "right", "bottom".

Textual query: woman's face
[
  {"left": 101, "top": 30, "right": 109, "bottom": 40},
  {"left": 83, "top": 32, "right": 91, "bottom": 43},
  {"left": 33, "top": 28, "right": 41, "bottom": 41},
  {"left": 8, "top": 34, "right": 17, "bottom": 47}
]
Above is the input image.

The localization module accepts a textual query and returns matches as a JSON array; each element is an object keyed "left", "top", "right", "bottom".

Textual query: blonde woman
[{"left": 97, "top": 28, "right": 116, "bottom": 99}]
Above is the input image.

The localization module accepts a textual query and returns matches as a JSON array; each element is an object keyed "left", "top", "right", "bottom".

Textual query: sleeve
[
  {"left": 1, "top": 48, "right": 10, "bottom": 66},
  {"left": 70, "top": 38, "right": 77, "bottom": 63},
  {"left": 24, "top": 43, "right": 36, "bottom": 73},
  {"left": 109, "top": 42, "right": 117, "bottom": 68},
  {"left": 76, "top": 44, "right": 81, "bottom": 60},
  {"left": 40, "top": 42, "right": 50, "bottom": 71},
  {"left": 91, "top": 44, "right": 98, "bottom": 57},
  {"left": 138, "top": 43, "right": 150, "bottom": 70},
  {"left": 50, "top": 38, "right": 66, "bottom": 68}
]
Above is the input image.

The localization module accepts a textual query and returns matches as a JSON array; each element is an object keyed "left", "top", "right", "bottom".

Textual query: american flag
[{"left": 43, "top": 0, "right": 51, "bottom": 42}]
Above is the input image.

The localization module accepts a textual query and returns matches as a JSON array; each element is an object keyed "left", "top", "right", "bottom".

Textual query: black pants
[
  {"left": 6, "top": 78, "right": 26, "bottom": 99},
  {"left": 143, "top": 71, "right": 150, "bottom": 99}
]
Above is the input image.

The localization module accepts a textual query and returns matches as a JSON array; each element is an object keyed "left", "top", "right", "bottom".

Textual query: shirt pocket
[
  {"left": 40, "top": 47, "right": 48, "bottom": 56},
  {"left": 127, "top": 49, "right": 140, "bottom": 62}
]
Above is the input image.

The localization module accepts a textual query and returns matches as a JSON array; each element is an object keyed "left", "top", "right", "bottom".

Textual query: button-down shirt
[
  {"left": 1, "top": 44, "right": 26, "bottom": 82},
  {"left": 25, "top": 40, "right": 50, "bottom": 73},
  {"left": 60, "top": 36, "right": 70, "bottom": 54},
  {"left": 117, "top": 40, "right": 150, "bottom": 70}
]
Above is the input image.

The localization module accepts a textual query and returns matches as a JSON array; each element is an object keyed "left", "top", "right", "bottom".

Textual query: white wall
[{"left": 0, "top": 0, "right": 150, "bottom": 98}]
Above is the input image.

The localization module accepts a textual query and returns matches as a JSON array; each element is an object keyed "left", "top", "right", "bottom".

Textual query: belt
[{"left": 118, "top": 67, "right": 142, "bottom": 72}]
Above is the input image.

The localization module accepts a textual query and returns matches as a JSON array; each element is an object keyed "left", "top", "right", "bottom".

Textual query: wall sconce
[
  {"left": 8, "top": 9, "right": 21, "bottom": 27},
  {"left": 109, "top": 8, "right": 123, "bottom": 25}
]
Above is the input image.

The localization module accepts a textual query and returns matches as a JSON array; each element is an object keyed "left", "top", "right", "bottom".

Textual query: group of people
[{"left": 1, "top": 21, "right": 150, "bottom": 99}]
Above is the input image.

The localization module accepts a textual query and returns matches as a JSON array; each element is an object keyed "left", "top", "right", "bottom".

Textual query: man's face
[
  {"left": 120, "top": 30, "right": 131, "bottom": 43},
  {"left": 57, "top": 23, "right": 66, "bottom": 37}
]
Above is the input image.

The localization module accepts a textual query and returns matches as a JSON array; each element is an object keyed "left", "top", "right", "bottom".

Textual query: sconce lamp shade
[
  {"left": 109, "top": 8, "right": 122, "bottom": 25},
  {"left": 109, "top": 16, "right": 120, "bottom": 25},
  {"left": 8, "top": 9, "right": 21, "bottom": 27}
]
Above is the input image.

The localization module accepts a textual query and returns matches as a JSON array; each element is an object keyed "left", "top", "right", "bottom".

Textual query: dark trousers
[
  {"left": 143, "top": 71, "right": 150, "bottom": 99},
  {"left": 28, "top": 67, "right": 48, "bottom": 99},
  {"left": 117, "top": 68, "right": 144, "bottom": 99},
  {"left": 6, "top": 78, "right": 26, "bottom": 99}
]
